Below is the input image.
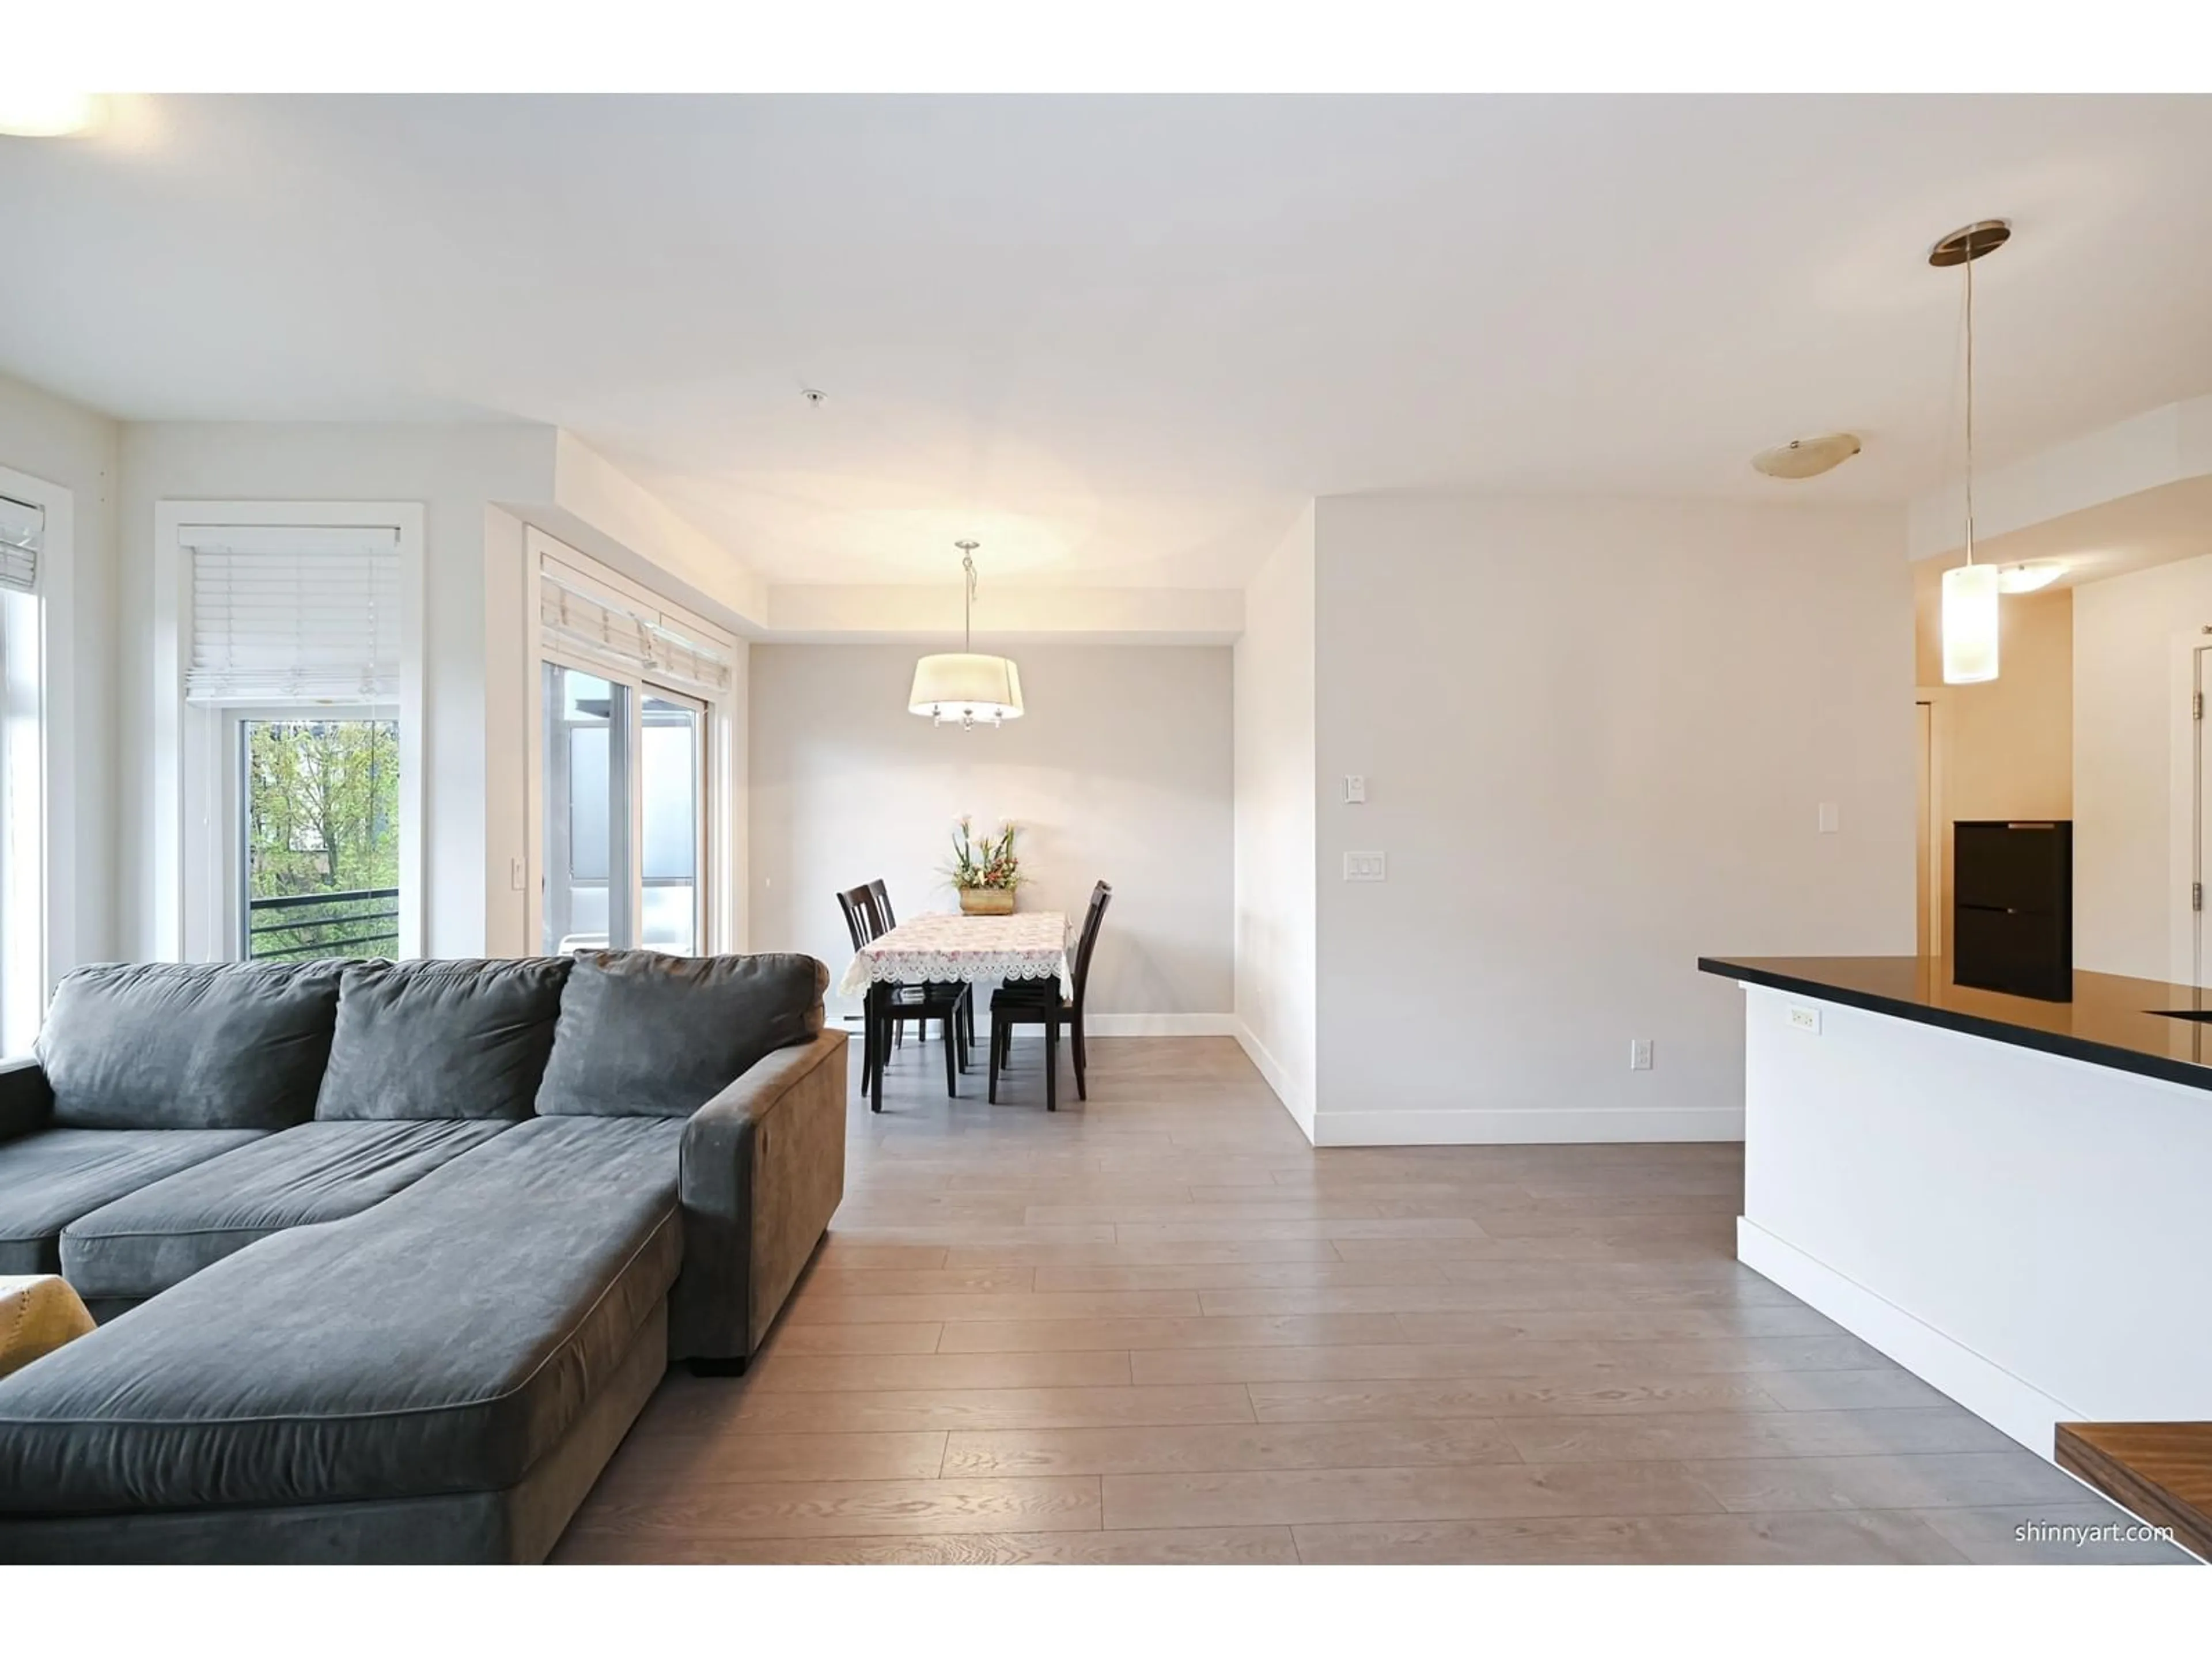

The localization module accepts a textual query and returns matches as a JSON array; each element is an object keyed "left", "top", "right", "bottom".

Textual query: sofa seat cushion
[
  {"left": 36, "top": 962, "right": 343, "bottom": 1131},
  {"left": 316, "top": 958, "right": 572, "bottom": 1121},
  {"left": 0, "top": 1116, "right": 683, "bottom": 1515},
  {"left": 59, "top": 1119, "right": 517, "bottom": 1300},
  {"left": 536, "top": 950, "right": 828, "bottom": 1116},
  {"left": 0, "top": 1130, "right": 268, "bottom": 1275}
]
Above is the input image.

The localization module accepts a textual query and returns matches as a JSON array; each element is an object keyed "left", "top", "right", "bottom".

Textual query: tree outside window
[{"left": 243, "top": 718, "right": 400, "bottom": 960}]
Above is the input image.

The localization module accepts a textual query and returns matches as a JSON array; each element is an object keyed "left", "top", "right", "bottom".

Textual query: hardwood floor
[{"left": 555, "top": 1036, "right": 2188, "bottom": 1565}]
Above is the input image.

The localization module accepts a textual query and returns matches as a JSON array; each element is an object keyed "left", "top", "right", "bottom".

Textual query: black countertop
[{"left": 1698, "top": 955, "right": 2212, "bottom": 1093}]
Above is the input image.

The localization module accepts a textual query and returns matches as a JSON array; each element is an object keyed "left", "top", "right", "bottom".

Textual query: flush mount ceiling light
[
  {"left": 0, "top": 92, "right": 101, "bottom": 138},
  {"left": 909, "top": 540, "right": 1024, "bottom": 730},
  {"left": 1997, "top": 561, "right": 2065, "bottom": 594},
  {"left": 1751, "top": 433, "right": 1862, "bottom": 480},
  {"left": 1934, "top": 218, "right": 2010, "bottom": 687}
]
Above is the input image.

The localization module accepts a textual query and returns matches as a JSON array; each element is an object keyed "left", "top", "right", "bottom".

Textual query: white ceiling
[{"left": 5, "top": 95, "right": 2212, "bottom": 586}]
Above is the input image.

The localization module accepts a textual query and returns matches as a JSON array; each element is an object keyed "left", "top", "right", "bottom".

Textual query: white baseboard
[
  {"left": 1309, "top": 1105, "right": 1743, "bottom": 1146},
  {"left": 1082, "top": 1013, "right": 1239, "bottom": 1037},
  {"left": 1736, "top": 1217, "right": 2070, "bottom": 1459},
  {"left": 1233, "top": 1019, "right": 1315, "bottom": 1143}
]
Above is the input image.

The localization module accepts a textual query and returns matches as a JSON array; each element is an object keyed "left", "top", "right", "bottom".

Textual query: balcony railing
[{"left": 246, "top": 887, "right": 401, "bottom": 961}]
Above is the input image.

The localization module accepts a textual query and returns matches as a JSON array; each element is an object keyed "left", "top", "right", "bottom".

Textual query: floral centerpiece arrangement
[{"left": 944, "top": 816, "right": 1024, "bottom": 915}]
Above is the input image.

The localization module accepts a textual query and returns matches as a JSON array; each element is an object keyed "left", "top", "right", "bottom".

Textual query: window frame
[
  {"left": 522, "top": 531, "right": 734, "bottom": 957},
  {"left": 0, "top": 463, "right": 72, "bottom": 1054},
  {"left": 155, "top": 502, "right": 425, "bottom": 963}
]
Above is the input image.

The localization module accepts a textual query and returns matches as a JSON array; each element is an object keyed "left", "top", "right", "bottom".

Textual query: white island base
[{"left": 1732, "top": 983, "right": 2212, "bottom": 1460}]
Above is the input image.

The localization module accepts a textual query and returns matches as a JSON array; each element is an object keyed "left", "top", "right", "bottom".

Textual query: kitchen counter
[
  {"left": 1698, "top": 955, "right": 2212, "bottom": 1093},
  {"left": 1705, "top": 953, "right": 2212, "bottom": 1463}
]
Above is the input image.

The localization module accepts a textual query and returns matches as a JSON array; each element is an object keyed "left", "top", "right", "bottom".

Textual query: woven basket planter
[{"left": 958, "top": 887, "right": 1017, "bottom": 916}]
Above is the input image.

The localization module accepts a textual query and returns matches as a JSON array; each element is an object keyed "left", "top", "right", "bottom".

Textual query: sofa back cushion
[
  {"left": 535, "top": 951, "right": 827, "bottom": 1117},
  {"left": 37, "top": 962, "right": 344, "bottom": 1131},
  {"left": 316, "top": 957, "right": 572, "bottom": 1121}
]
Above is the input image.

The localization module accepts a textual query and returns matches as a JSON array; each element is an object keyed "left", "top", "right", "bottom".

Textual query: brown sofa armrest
[
  {"left": 669, "top": 1030, "right": 847, "bottom": 1364},
  {"left": 0, "top": 1056, "right": 52, "bottom": 1145}
]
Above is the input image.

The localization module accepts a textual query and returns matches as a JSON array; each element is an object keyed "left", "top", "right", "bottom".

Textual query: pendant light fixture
[
  {"left": 1933, "top": 218, "right": 2011, "bottom": 685},
  {"left": 908, "top": 540, "right": 1025, "bottom": 729}
]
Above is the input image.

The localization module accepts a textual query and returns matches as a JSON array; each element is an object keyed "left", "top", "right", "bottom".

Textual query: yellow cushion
[{"left": 0, "top": 1274, "right": 96, "bottom": 1380}]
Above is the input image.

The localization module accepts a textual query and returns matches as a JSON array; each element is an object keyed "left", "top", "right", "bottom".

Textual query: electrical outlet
[
  {"left": 1343, "top": 851, "right": 1387, "bottom": 882},
  {"left": 1787, "top": 1005, "right": 1822, "bottom": 1034},
  {"left": 1343, "top": 775, "right": 1368, "bottom": 804},
  {"left": 1628, "top": 1039, "right": 1654, "bottom": 1071}
]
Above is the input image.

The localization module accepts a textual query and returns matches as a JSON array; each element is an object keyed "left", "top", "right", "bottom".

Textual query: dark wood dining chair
[
  {"left": 837, "top": 882, "right": 969, "bottom": 1112},
  {"left": 867, "top": 877, "right": 974, "bottom": 1058},
  {"left": 988, "top": 881, "right": 1111, "bottom": 1111}
]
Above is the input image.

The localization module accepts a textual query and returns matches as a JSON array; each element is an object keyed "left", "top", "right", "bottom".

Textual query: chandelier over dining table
[{"left": 909, "top": 539, "right": 1025, "bottom": 729}]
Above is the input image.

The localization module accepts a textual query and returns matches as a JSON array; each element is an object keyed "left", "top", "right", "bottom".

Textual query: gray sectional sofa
[{"left": 0, "top": 949, "right": 847, "bottom": 1563}]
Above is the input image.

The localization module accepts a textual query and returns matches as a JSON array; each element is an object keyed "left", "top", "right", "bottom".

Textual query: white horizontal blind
[
  {"left": 185, "top": 525, "right": 402, "bottom": 704},
  {"left": 0, "top": 494, "right": 41, "bottom": 594},
  {"left": 540, "top": 565, "right": 733, "bottom": 697}
]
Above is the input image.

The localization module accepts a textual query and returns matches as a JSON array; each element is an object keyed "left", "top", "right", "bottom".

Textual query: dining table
[{"left": 839, "top": 910, "right": 1070, "bottom": 1109}]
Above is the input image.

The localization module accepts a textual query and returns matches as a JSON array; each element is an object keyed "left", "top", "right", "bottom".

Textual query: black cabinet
[{"left": 1952, "top": 820, "right": 2071, "bottom": 1001}]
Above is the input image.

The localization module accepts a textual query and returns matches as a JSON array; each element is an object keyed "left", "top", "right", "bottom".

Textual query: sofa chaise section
[{"left": 0, "top": 1115, "right": 684, "bottom": 1563}]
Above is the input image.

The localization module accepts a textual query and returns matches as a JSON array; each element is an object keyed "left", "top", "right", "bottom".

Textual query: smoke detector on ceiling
[{"left": 1752, "top": 433, "right": 1862, "bottom": 480}]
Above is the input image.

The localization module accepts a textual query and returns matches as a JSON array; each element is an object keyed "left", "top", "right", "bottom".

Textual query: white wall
[
  {"left": 0, "top": 370, "right": 120, "bottom": 976},
  {"left": 1310, "top": 495, "right": 1916, "bottom": 1145},
  {"left": 2072, "top": 551, "right": 2212, "bottom": 979},
  {"left": 1233, "top": 507, "right": 1317, "bottom": 1132},
  {"left": 115, "top": 422, "right": 555, "bottom": 958},
  {"left": 749, "top": 643, "right": 1234, "bottom": 1024}
]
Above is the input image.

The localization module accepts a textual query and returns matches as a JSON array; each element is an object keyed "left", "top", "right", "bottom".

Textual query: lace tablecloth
[{"left": 838, "top": 911, "right": 1070, "bottom": 998}]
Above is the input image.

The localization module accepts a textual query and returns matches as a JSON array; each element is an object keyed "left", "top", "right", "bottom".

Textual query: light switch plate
[
  {"left": 1817, "top": 802, "right": 1840, "bottom": 834},
  {"left": 509, "top": 857, "right": 527, "bottom": 892},
  {"left": 1343, "top": 851, "right": 1387, "bottom": 882},
  {"left": 1343, "top": 774, "right": 1368, "bottom": 804}
]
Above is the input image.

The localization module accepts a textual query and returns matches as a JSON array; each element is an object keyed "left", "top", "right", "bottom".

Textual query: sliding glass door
[
  {"left": 541, "top": 664, "right": 706, "bottom": 956},
  {"left": 641, "top": 691, "right": 705, "bottom": 954}
]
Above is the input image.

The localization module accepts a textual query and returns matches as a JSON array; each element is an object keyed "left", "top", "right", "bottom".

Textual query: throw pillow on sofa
[
  {"left": 36, "top": 961, "right": 344, "bottom": 1131},
  {"left": 316, "top": 957, "right": 573, "bottom": 1121},
  {"left": 535, "top": 951, "right": 827, "bottom": 1117}
]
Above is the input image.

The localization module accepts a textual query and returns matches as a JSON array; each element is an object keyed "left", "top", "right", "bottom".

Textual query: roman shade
[
  {"left": 184, "top": 525, "right": 402, "bottom": 704},
  {"left": 0, "top": 494, "right": 41, "bottom": 595},
  {"left": 539, "top": 563, "right": 732, "bottom": 697}
]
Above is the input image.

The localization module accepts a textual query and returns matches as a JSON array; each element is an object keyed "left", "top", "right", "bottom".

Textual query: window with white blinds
[
  {"left": 0, "top": 494, "right": 41, "bottom": 595},
  {"left": 185, "top": 525, "right": 402, "bottom": 704},
  {"left": 539, "top": 563, "right": 734, "bottom": 697}
]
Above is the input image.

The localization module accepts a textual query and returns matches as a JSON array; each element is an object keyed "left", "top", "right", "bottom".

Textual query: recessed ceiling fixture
[
  {"left": 0, "top": 92, "right": 101, "bottom": 138},
  {"left": 1751, "top": 432, "right": 1862, "bottom": 480},
  {"left": 909, "top": 540, "right": 1025, "bottom": 730},
  {"left": 1934, "top": 218, "right": 2010, "bottom": 686},
  {"left": 1997, "top": 561, "right": 2065, "bottom": 594}
]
